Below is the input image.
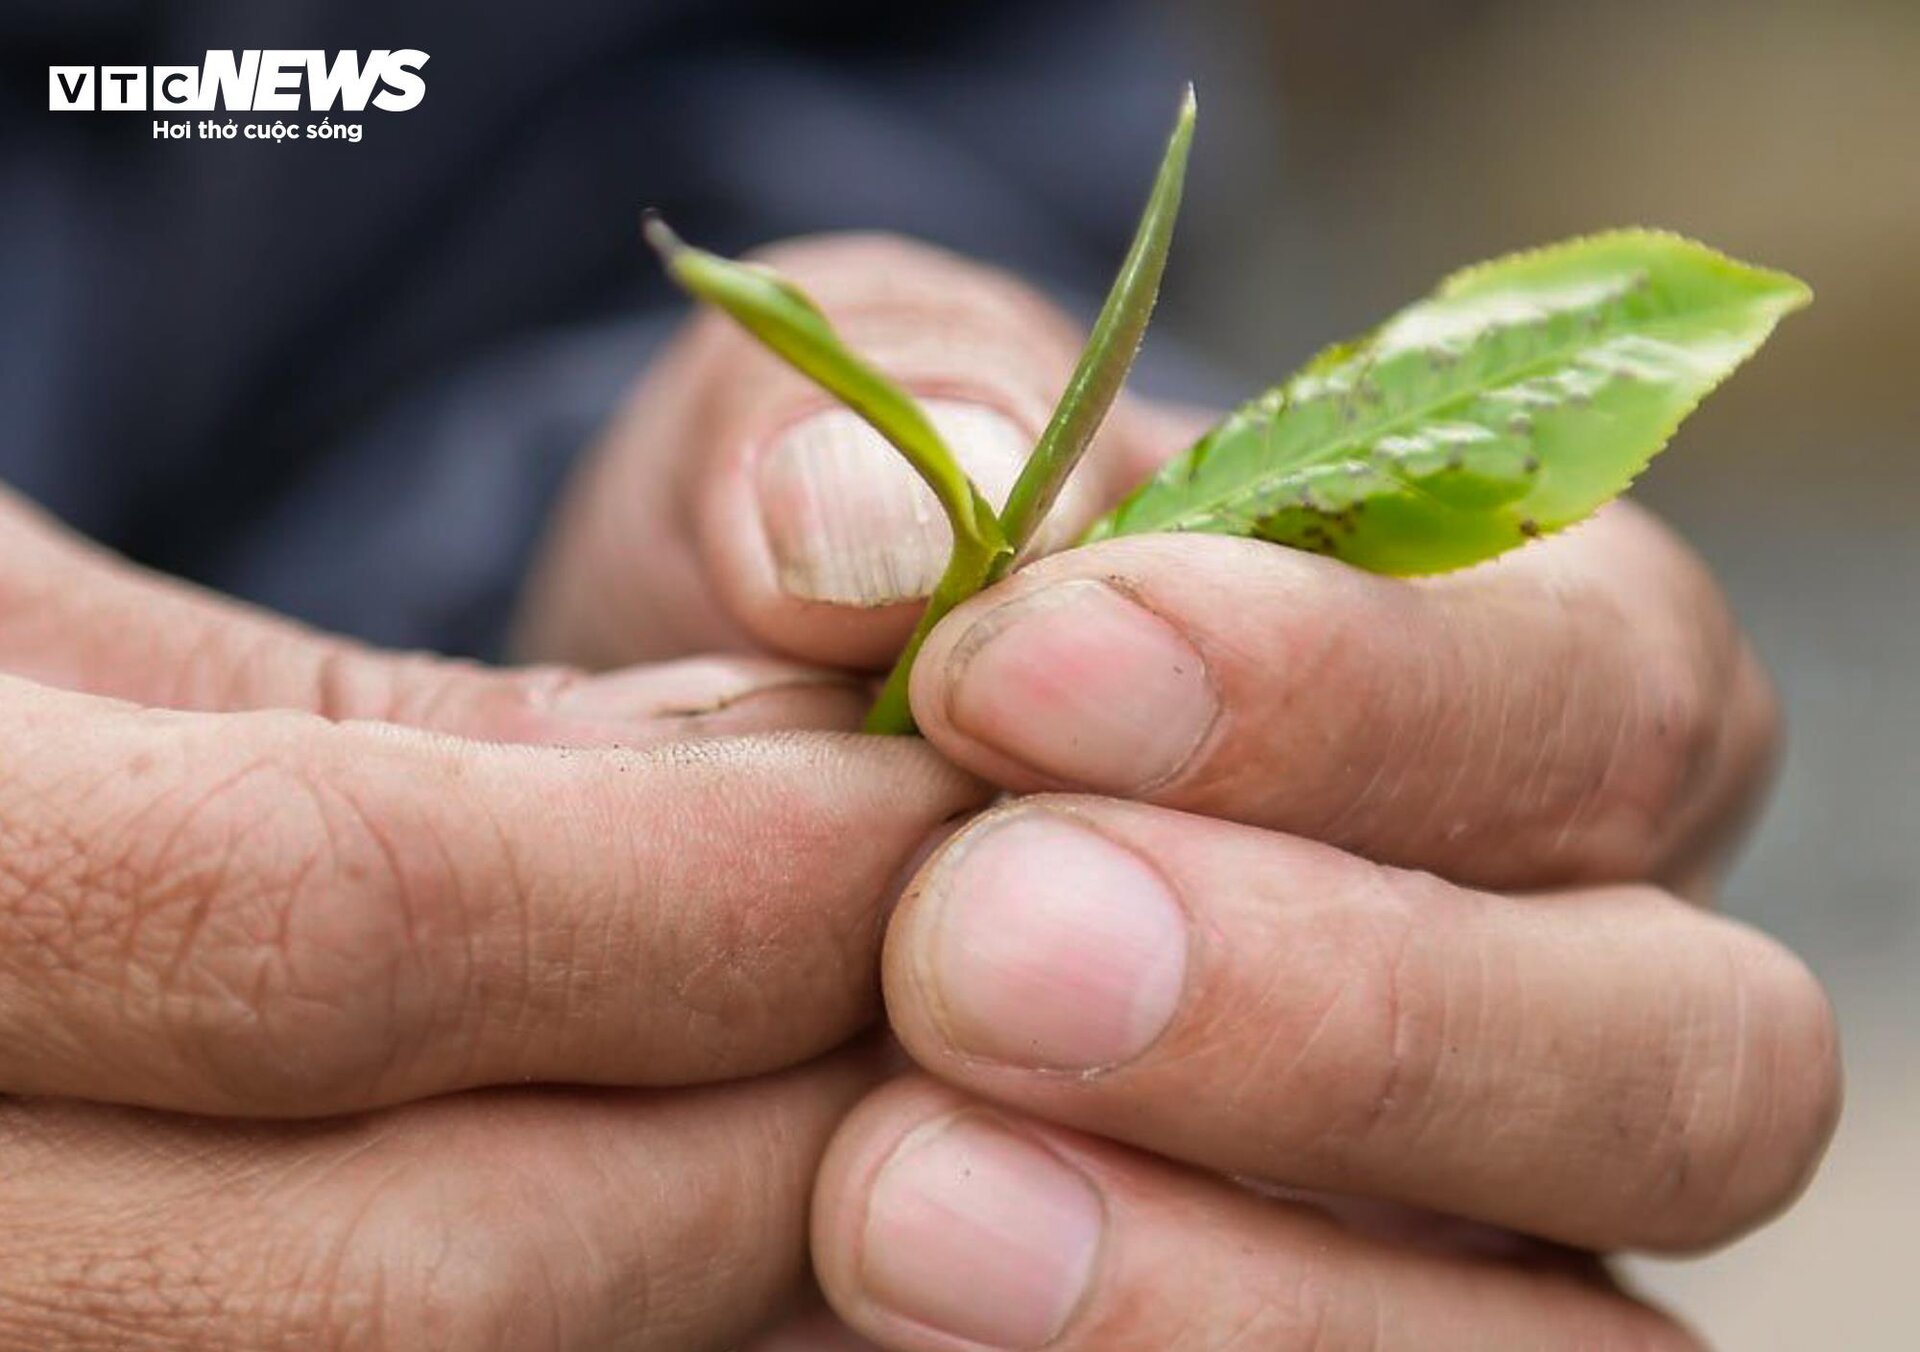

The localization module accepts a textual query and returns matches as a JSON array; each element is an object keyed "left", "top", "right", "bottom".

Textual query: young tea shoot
[{"left": 648, "top": 89, "right": 1810, "bottom": 735}]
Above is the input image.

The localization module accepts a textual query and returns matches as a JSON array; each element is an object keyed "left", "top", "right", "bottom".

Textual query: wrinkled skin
[{"left": 0, "top": 235, "right": 1837, "bottom": 1350}]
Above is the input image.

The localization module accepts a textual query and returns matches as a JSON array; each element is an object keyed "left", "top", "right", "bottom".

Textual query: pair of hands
[{"left": 0, "top": 236, "right": 1838, "bottom": 1350}]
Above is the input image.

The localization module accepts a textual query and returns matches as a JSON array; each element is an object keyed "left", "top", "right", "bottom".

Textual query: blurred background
[
  {"left": 4, "top": 0, "right": 1913, "bottom": 1344},
  {"left": 1170, "top": 2, "right": 1918, "bottom": 1344}
]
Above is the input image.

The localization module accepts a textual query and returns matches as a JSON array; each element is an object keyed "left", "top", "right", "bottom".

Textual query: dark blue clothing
[{"left": 0, "top": 1, "right": 1192, "bottom": 657}]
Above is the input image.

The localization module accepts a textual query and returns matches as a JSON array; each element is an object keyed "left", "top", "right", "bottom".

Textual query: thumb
[
  {"left": 0, "top": 486, "right": 866, "bottom": 743},
  {"left": 517, "top": 232, "right": 1202, "bottom": 673}
]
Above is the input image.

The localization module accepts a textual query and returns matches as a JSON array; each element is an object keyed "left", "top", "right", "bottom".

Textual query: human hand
[
  {"left": 528, "top": 233, "right": 1840, "bottom": 1348},
  {"left": 0, "top": 488, "right": 983, "bottom": 1349},
  {"left": 810, "top": 783, "right": 1836, "bottom": 1347}
]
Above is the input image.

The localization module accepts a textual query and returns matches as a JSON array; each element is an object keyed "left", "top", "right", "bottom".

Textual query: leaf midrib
[{"left": 1151, "top": 287, "right": 1778, "bottom": 531}]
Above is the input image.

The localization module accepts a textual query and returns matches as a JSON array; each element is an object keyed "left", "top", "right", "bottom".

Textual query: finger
[
  {"left": 743, "top": 1296, "right": 887, "bottom": 1351},
  {"left": 0, "top": 676, "right": 982, "bottom": 1115},
  {"left": 0, "top": 485, "right": 868, "bottom": 741},
  {"left": 909, "top": 500, "right": 1780, "bottom": 888},
  {"left": 0, "top": 1050, "right": 873, "bottom": 1352},
  {"left": 812, "top": 1077, "right": 1700, "bottom": 1352},
  {"left": 517, "top": 233, "right": 1193, "bottom": 672},
  {"left": 881, "top": 798, "right": 1842, "bottom": 1251}
]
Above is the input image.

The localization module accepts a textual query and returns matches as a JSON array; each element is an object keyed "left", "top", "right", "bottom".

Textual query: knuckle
[
  {"left": 1202, "top": 864, "right": 1430, "bottom": 1164},
  {"left": 1634, "top": 923, "right": 1842, "bottom": 1249},
  {"left": 359, "top": 1195, "right": 576, "bottom": 1352},
  {"left": 1139, "top": 1258, "right": 1343, "bottom": 1352},
  {"left": 1733, "top": 644, "right": 1785, "bottom": 770},
  {"left": 0, "top": 709, "right": 469, "bottom": 1111},
  {"left": 156, "top": 612, "right": 267, "bottom": 711},
  {"left": 1181, "top": 570, "right": 1438, "bottom": 847},
  {"left": 1641, "top": 657, "right": 1720, "bottom": 812},
  {"left": 747, "top": 230, "right": 1013, "bottom": 300},
  {"left": 308, "top": 642, "right": 415, "bottom": 724},
  {"left": 1722, "top": 934, "right": 1843, "bottom": 1221},
  {"left": 742, "top": 231, "right": 1083, "bottom": 356},
  {"left": 643, "top": 804, "right": 878, "bottom": 1074},
  {"left": 746, "top": 228, "right": 957, "bottom": 275},
  {"left": 162, "top": 754, "right": 408, "bottom": 1108},
  {"left": 673, "top": 231, "right": 1085, "bottom": 470},
  {"left": 1578, "top": 529, "right": 1778, "bottom": 883},
  {"left": 1594, "top": 656, "right": 1721, "bottom": 875},
  {"left": 1220, "top": 1263, "right": 1346, "bottom": 1352},
  {"left": 144, "top": 728, "right": 468, "bottom": 1111},
  {"left": 1720, "top": 645, "right": 1786, "bottom": 830},
  {"left": 1268, "top": 1272, "right": 1346, "bottom": 1352},
  {"left": 311, "top": 644, "right": 545, "bottom": 743},
  {"left": 343, "top": 1106, "right": 759, "bottom": 1352}
]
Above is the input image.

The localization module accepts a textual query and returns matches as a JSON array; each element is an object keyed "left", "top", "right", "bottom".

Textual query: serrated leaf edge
[{"left": 1090, "top": 230, "right": 1811, "bottom": 555}]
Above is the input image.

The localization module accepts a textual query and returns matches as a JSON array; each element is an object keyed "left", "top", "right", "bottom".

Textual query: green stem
[
  {"left": 643, "top": 214, "right": 1000, "bottom": 552},
  {"left": 863, "top": 86, "right": 1198, "bottom": 731},
  {"left": 642, "top": 85, "right": 1193, "bottom": 737},
  {"left": 643, "top": 213, "right": 1013, "bottom": 735},
  {"left": 862, "top": 528, "right": 1001, "bottom": 735}
]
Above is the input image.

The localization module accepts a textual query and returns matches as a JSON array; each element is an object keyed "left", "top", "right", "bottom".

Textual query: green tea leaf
[
  {"left": 993, "top": 84, "right": 1195, "bottom": 572},
  {"left": 644, "top": 214, "right": 1018, "bottom": 736},
  {"left": 643, "top": 213, "right": 1006, "bottom": 563},
  {"left": 867, "top": 85, "right": 1195, "bottom": 733},
  {"left": 1085, "top": 230, "right": 1811, "bottom": 573}
]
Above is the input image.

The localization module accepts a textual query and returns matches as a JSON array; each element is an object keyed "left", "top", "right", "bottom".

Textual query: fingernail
[
  {"left": 862, "top": 1112, "right": 1103, "bottom": 1347},
  {"left": 758, "top": 400, "right": 1029, "bottom": 606},
  {"left": 944, "top": 579, "right": 1218, "bottom": 791},
  {"left": 912, "top": 811, "right": 1187, "bottom": 1071}
]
